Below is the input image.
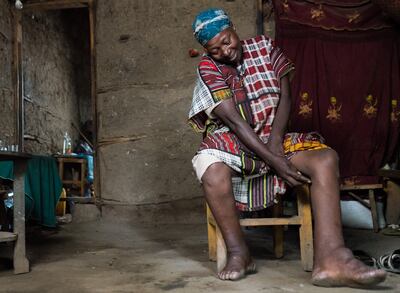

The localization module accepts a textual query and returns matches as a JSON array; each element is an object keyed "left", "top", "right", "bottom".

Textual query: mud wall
[
  {"left": 96, "top": 0, "right": 258, "bottom": 222},
  {"left": 0, "top": 4, "right": 90, "bottom": 154},
  {"left": 22, "top": 9, "right": 90, "bottom": 154},
  {"left": 0, "top": 2, "right": 14, "bottom": 147}
]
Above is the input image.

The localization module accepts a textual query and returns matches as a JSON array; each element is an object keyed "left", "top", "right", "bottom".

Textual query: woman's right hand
[
  {"left": 213, "top": 99, "right": 309, "bottom": 187},
  {"left": 268, "top": 155, "right": 311, "bottom": 187}
]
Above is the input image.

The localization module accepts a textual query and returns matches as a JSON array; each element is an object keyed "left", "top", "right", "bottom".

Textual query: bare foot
[
  {"left": 312, "top": 247, "right": 387, "bottom": 288},
  {"left": 218, "top": 253, "right": 256, "bottom": 281}
]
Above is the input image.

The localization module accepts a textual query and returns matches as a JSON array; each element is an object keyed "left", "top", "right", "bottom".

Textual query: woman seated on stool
[{"left": 188, "top": 8, "right": 386, "bottom": 288}]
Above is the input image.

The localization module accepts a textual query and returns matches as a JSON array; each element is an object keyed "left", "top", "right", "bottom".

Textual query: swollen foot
[
  {"left": 218, "top": 253, "right": 256, "bottom": 281},
  {"left": 312, "top": 248, "right": 387, "bottom": 288}
]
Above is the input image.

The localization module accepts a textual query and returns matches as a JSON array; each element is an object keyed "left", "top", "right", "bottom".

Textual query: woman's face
[{"left": 204, "top": 27, "right": 242, "bottom": 65}]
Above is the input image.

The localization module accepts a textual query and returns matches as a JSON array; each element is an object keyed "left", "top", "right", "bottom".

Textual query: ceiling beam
[{"left": 22, "top": 0, "right": 91, "bottom": 11}]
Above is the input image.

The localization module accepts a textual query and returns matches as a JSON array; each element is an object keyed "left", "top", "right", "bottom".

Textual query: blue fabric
[
  {"left": 83, "top": 154, "right": 94, "bottom": 183},
  {"left": 192, "top": 8, "right": 231, "bottom": 46}
]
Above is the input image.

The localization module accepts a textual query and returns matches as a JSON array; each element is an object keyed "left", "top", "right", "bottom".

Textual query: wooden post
[
  {"left": 13, "top": 159, "right": 29, "bottom": 274},
  {"left": 88, "top": 0, "right": 100, "bottom": 202},
  {"left": 11, "top": 9, "right": 23, "bottom": 151}
]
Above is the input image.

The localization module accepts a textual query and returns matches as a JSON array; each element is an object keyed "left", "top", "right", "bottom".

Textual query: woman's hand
[
  {"left": 269, "top": 154, "right": 311, "bottom": 187},
  {"left": 213, "top": 99, "right": 310, "bottom": 187}
]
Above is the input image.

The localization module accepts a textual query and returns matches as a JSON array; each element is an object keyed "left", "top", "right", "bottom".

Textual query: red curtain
[{"left": 273, "top": 0, "right": 400, "bottom": 185}]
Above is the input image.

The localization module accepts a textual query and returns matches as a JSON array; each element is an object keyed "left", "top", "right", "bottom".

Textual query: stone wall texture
[
  {"left": 22, "top": 9, "right": 90, "bottom": 154},
  {"left": 95, "top": 0, "right": 257, "bottom": 222},
  {"left": 0, "top": 2, "right": 14, "bottom": 147}
]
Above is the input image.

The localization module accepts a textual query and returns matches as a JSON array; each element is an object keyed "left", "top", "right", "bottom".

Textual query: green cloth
[{"left": 0, "top": 156, "right": 62, "bottom": 227}]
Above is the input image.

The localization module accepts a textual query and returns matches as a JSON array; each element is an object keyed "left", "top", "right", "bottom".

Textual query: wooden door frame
[{"left": 10, "top": 0, "right": 100, "bottom": 201}]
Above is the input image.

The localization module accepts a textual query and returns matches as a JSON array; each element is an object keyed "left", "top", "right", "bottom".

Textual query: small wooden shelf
[{"left": 56, "top": 156, "right": 87, "bottom": 197}]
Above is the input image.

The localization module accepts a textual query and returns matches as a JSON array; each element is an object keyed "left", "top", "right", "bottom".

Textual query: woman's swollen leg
[
  {"left": 290, "top": 149, "right": 386, "bottom": 287},
  {"left": 202, "top": 162, "right": 255, "bottom": 280}
]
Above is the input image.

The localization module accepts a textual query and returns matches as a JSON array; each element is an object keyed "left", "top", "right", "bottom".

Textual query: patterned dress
[{"left": 188, "top": 35, "right": 327, "bottom": 211}]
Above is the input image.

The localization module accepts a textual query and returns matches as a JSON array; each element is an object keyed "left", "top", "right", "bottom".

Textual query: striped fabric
[
  {"left": 188, "top": 35, "right": 326, "bottom": 211},
  {"left": 233, "top": 174, "right": 284, "bottom": 211},
  {"left": 284, "top": 132, "right": 328, "bottom": 158}
]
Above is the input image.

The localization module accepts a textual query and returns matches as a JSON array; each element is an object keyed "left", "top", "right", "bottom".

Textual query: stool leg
[
  {"left": 385, "top": 180, "right": 400, "bottom": 225},
  {"left": 297, "top": 185, "right": 313, "bottom": 272},
  {"left": 216, "top": 224, "right": 227, "bottom": 273},
  {"left": 369, "top": 189, "right": 379, "bottom": 233},
  {"left": 206, "top": 204, "right": 217, "bottom": 261},
  {"left": 273, "top": 197, "right": 284, "bottom": 259}
]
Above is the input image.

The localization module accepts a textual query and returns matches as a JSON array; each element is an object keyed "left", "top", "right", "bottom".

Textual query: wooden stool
[
  {"left": 206, "top": 184, "right": 313, "bottom": 272},
  {"left": 340, "top": 184, "right": 383, "bottom": 233}
]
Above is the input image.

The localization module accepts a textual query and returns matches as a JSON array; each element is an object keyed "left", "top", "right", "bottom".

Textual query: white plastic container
[{"left": 340, "top": 200, "right": 386, "bottom": 229}]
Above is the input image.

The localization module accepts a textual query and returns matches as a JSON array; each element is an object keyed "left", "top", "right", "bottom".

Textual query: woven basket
[{"left": 372, "top": 0, "right": 400, "bottom": 23}]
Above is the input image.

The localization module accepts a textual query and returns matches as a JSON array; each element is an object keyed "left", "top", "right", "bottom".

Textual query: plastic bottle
[
  {"left": 63, "top": 132, "right": 72, "bottom": 154},
  {"left": 63, "top": 132, "right": 67, "bottom": 154}
]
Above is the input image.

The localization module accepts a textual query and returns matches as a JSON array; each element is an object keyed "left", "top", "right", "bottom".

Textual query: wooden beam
[
  {"left": 23, "top": 0, "right": 89, "bottom": 11},
  {"left": 88, "top": 0, "right": 100, "bottom": 202},
  {"left": 348, "top": 192, "right": 371, "bottom": 209},
  {"left": 11, "top": 9, "right": 24, "bottom": 151},
  {"left": 340, "top": 184, "right": 382, "bottom": 190}
]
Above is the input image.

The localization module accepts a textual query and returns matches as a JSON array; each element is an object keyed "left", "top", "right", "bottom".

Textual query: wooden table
[{"left": 0, "top": 151, "right": 31, "bottom": 274}]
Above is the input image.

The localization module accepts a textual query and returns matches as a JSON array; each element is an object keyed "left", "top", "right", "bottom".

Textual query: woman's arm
[
  {"left": 213, "top": 98, "right": 309, "bottom": 186},
  {"left": 266, "top": 75, "right": 291, "bottom": 156}
]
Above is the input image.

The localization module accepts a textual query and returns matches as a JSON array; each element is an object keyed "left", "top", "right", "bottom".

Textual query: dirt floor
[{"left": 0, "top": 219, "right": 399, "bottom": 293}]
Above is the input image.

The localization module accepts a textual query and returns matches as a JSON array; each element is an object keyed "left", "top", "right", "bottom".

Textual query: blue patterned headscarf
[{"left": 192, "top": 8, "right": 231, "bottom": 46}]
